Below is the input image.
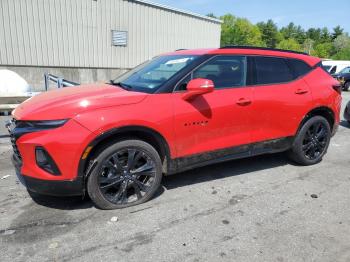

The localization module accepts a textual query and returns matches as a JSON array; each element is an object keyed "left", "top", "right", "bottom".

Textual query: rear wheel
[
  {"left": 288, "top": 116, "right": 331, "bottom": 165},
  {"left": 87, "top": 140, "right": 162, "bottom": 209}
]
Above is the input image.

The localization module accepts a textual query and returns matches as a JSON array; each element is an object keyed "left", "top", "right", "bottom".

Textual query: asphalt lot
[{"left": 0, "top": 93, "right": 350, "bottom": 262}]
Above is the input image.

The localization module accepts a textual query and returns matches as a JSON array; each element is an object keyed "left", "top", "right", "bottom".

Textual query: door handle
[
  {"left": 236, "top": 98, "right": 252, "bottom": 106},
  {"left": 295, "top": 89, "right": 308, "bottom": 95}
]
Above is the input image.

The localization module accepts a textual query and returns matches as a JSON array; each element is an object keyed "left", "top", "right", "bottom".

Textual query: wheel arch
[
  {"left": 78, "top": 126, "right": 173, "bottom": 180},
  {"left": 297, "top": 106, "right": 335, "bottom": 135}
]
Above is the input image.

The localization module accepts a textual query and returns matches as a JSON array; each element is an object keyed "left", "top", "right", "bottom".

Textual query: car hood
[
  {"left": 13, "top": 84, "right": 147, "bottom": 120},
  {"left": 334, "top": 72, "right": 350, "bottom": 78}
]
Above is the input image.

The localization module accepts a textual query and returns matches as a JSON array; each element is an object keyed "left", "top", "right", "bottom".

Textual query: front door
[{"left": 172, "top": 55, "right": 253, "bottom": 159}]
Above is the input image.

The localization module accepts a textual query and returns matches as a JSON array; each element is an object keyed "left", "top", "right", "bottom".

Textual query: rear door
[
  {"left": 172, "top": 55, "right": 253, "bottom": 158},
  {"left": 249, "top": 56, "right": 314, "bottom": 144}
]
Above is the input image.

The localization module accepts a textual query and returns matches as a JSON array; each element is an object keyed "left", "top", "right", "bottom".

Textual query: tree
[
  {"left": 220, "top": 14, "right": 264, "bottom": 47},
  {"left": 302, "top": 38, "right": 315, "bottom": 54},
  {"left": 306, "top": 28, "right": 322, "bottom": 43},
  {"left": 332, "top": 26, "right": 344, "bottom": 40},
  {"left": 206, "top": 13, "right": 218, "bottom": 19},
  {"left": 333, "top": 34, "right": 350, "bottom": 50},
  {"left": 276, "top": 38, "right": 301, "bottom": 51},
  {"left": 215, "top": 12, "right": 348, "bottom": 60},
  {"left": 320, "top": 27, "right": 332, "bottom": 43},
  {"left": 311, "top": 42, "right": 333, "bottom": 58},
  {"left": 280, "top": 23, "right": 305, "bottom": 44},
  {"left": 257, "top": 19, "right": 282, "bottom": 48},
  {"left": 332, "top": 46, "right": 350, "bottom": 60}
]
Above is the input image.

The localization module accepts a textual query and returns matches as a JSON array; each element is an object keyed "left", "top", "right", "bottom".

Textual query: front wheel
[
  {"left": 344, "top": 82, "right": 350, "bottom": 91},
  {"left": 288, "top": 116, "right": 331, "bottom": 165},
  {"left": 87, "top": 140, "right": 163, "bottom": 209}
]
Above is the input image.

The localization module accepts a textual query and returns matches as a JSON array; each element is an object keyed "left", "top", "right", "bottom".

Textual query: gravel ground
[{"left": 0, "top": 93, "right": 349, "bottom": 262}]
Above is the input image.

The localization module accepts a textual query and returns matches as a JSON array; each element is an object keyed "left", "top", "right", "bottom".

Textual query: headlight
[
  {"left": 15, "top": 119, "right": 69, "bottom": 129},
  {"left": 10, "top": 119, "right": 69, "bottom": 139}
]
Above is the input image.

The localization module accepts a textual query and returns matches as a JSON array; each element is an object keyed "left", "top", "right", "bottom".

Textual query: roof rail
[
  {"left": 175, "top": 49, "right": 187, "bottom": 51},
  {"left": 220, "top": 46, "right": 309, "bottom": 56}
]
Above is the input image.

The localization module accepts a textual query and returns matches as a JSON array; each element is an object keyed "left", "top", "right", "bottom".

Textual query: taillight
[{"left": 332, "top": 83, "right": 342, "bottom": 94}]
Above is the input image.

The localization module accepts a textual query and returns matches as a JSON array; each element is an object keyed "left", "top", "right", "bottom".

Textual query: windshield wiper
[{"left": 109, "top": 81, "right": 133, "bottom": 90}]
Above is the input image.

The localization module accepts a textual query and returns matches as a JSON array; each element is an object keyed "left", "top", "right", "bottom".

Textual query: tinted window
[
  {"left": 287, "top": 59, "right": 312, "bottom": 77},
  {"left": 322, "top": 65, "right": 332, "bottom": 72},
  {"left": 330, "top": 66, "right": 337, "bottom": 74},
  {"left": 254, "top": 56, "right": 294, "bottom": 85},
  {"left": 192, "top": 56, "right": 247, "bottom": 89}
]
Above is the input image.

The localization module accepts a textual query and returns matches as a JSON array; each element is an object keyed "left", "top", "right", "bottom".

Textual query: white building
[{"left": 0, "top": 0, "right": 222, "bottom": 89}]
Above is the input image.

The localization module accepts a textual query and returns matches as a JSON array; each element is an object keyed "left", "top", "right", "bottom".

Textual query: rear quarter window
[
  {"left": 254, "top": 56, "right": 294, "bottom": 85},
  {"left": 287, "top": 59, "right": 312, "bottom": 78}
]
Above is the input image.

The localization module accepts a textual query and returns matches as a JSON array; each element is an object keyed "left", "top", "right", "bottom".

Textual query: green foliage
[
  {"left": 276, "top": 38, "right": 301, "bottom": 51},
  {"left": 257, "top": 19, "right": 282, "bottom": 48},
  {"left": 206, "top": 13, "right": 218, "bottom": 19},
  {"left": 334, "top": 34, "right": 350, "bottom": 50},
  {"left": 332, "top": 26, "right": 344, "bottom": 40},
  {"left": 220, "top": 14, "right": 264, "bottom": 47},
  {"left": 211, "top": 12, "right": 348, "bottom": 60},
  {"left": 280, "top": 23, "right": 306, "bottom": 44},
  {"left": 332, "top": 47, "right": 350, "bottom": 60},
  {"left": 311, "top": 42, "right": 333, "bottom": 58},
  {"left": 302, "top": 38, "right": 315, "bottom": 54}
]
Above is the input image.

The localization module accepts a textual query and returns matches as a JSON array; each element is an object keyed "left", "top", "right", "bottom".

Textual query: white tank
[{"left": 0, "top": 69, "right": 31, "bottom": 94}]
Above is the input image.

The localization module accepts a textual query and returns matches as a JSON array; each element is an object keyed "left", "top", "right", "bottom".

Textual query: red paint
[{"left": 12, "top": 48, "right": 341, "bottom": 182}]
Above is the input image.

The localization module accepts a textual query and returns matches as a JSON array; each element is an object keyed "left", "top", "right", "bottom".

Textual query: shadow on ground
[
  {"left": 29, "top": 153, "right": 292, "bottom": 210},
  {"left": 163, "top": 153, "right": 291, "bottom": 190},
  {"left": 28, "top": 191, "right": 94, "bottom": 210}
]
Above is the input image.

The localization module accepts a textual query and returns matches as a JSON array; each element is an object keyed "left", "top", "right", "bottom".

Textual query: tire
[
  {"left": 343, "top": 82, "right": 350, "bottom": 91},
  {"left": 87, "top": 139, "right": 162, "bottom": 209},
  {"left": 288, "top": 116, "right": 331, "bottom": 165}
]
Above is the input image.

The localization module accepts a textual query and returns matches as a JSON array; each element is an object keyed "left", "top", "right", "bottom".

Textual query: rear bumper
[{"left": 12, "top": 154, "right": 84, "bottom": 196}]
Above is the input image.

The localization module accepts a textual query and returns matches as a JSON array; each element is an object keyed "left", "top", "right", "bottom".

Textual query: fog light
[{"left": 35, "top": 147, "right": 61, "bottom": 175}]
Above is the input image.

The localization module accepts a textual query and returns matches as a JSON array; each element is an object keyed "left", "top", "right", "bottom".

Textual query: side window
[
  {"left": 287, "top": 59, "right": 312, "bottom": 78},
  {"left": 254, "top": 56, "right": 294, "bottom": 85},
  {"left": 177, "top": 75, "right": 191, "bottom": 91},
  {"left": 176, "top": 56, "right": 247, "bottom": 91},
  {"left": 193, "top": 56, "right": 247, "bottom": 89},
  {"left": 342, "top": 67, "right": 350, "bottom": 74},
  {"left": 330, "top": 66, "right": 337, "bottom": 74}
]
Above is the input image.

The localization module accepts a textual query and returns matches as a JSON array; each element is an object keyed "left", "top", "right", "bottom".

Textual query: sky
[{"left": 153, "top": 0, "right": 350, "bottom": 33}]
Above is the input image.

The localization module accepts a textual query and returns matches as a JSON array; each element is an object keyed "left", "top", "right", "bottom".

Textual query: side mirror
[{"left": 182, "top": 78, "right": 214, "bottom": 101}]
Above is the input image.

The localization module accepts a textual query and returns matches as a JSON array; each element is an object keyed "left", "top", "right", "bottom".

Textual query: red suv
[{"left": 7, "top": 47, "right": 341, "bottom": 209}]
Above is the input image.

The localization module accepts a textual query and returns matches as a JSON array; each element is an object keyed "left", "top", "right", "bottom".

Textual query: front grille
[
  {"left": 7, "top": 119, "right": 22, "bottom": 161},
  {"left": 10, "top": 134, "right": 22, "bottom": 161}
]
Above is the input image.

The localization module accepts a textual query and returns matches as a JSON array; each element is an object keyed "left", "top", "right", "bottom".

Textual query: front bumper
[
  {"left": 6, "top": 118, "right": 95, "bottom": 196},
  {"left": 12, "top": 153, "right": 84, "bottom": 196}
]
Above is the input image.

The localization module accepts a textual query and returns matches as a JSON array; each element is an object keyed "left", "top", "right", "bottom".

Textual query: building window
[{"left": 111, "top": 30, "right": 128, "bottom": 46}]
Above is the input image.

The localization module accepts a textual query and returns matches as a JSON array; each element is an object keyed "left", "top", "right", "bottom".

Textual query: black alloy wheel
[
  {"left": 99, "top": 148, "right": 156, "bottom": 204},
  {"left": 288, "top": 116, "right": 331, "bottom": 165},
  {"left": 302, "top": 121, "right": 328, "bottom": 160},
  {"left": 87, "top": 140, "right": 162, "bottom": 209}
]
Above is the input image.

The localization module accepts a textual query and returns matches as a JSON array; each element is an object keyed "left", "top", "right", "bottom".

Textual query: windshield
[
  {"left": 112, "top": 55, "right": 199, "bottom": 93},
  {"left": 339, "top": 66, "right": 350, "bottom": 74}
]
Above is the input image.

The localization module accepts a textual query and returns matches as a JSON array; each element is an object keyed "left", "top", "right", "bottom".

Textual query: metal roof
[{"left": 130, "top": 0, "right": 222, "bottom": 24}]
